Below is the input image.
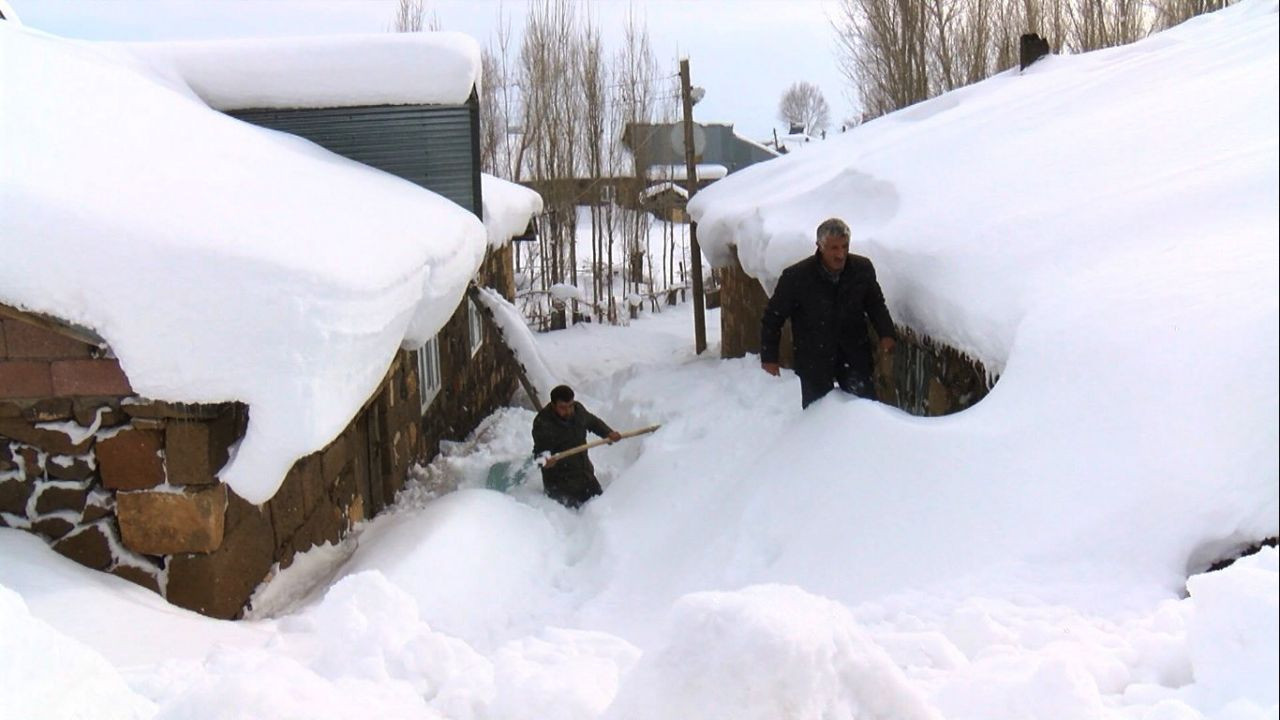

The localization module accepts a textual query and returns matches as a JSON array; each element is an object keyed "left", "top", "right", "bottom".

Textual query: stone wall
[
  {"left": 716, "top": 248, "right": 995, "bottom": 415},
  {"left": 1, "top": 246, "right": 525, "bottom": 619}
]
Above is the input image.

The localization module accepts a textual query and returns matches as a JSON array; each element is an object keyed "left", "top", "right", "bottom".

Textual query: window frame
[
  {"left": 416, "top": 335, "right": 442, "bottom": 411},
  {"left": 467, "top": 299, "right": 484, "bottom": 357}
]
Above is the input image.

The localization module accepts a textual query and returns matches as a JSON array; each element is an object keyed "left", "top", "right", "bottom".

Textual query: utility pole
[{"left": 679, "top": 58, "right": 708, "bottom": 355}]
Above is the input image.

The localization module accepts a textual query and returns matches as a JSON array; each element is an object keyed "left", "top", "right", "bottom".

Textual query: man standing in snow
[
  {"left": 532, "top": 384, "right": 622, "bottom": 509},
  {"left": 760, "top": 217, "right": 897, "bottom": 408}
]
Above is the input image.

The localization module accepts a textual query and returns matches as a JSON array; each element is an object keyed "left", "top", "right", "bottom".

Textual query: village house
[{"left": 0, "top": 29, "right": 541, "bottom": 619}]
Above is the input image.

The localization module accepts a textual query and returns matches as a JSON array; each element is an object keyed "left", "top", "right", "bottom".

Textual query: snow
[
  {"left": 120, "top": 31, "right": 482, "bottom": 111},
  {"left": 639, "top": 181, "right": 688, "bottom": 201},
  {"left": 473, "top": 287, "right": 559, "bottom": 401},
  {"left": 645, "top": 163, "right": 729, "bottom": 181},
  {"left": 0, "top": 3, "right": 1277, "bottom": 719},
  {"left": 481, "top": 174, "right": 543, "bottom": 248},
  {"left": 689, "top": 0, "right": 1279, "bottom": 375},
  {"left": 0, "top": 23, "right": 489, "bottom": 503}
]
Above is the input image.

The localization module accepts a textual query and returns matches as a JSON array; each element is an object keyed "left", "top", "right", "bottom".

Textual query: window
[
  {"left": 467, "top": 299, "right": 484, "bottom": 357},
  {"left": 416, "top": 335, "right": 442, "bottom": 411}
]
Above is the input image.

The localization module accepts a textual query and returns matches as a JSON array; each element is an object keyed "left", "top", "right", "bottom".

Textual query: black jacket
[
  {"left": 761, "top": 251, "right": 895, "bottom": 381},
  {"left": 531, "top": 401, "right": 615, "bottom": 498}
]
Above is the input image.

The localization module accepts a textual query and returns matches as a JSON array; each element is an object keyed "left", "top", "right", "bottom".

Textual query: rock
[
  {"left": 97, "top": 428, "right": 165, "bottom": 490},
  {"left": 52, "top": 523, "right": 114, "bottom": 570},
  {"left": 34, "top": 483, "right": 90, "bottom": 515},
  {"left": 0, "top": 477, "right": 32, "bottom": 515},
  {"left": 166, "top": 492, "right": 274, "bottom": 620},
  {"left": 116, "top": 484, "right": 227, "bottom": 555}
]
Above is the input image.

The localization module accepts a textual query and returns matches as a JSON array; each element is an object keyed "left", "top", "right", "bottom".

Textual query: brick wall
[{"left": 716, "top": 249, "right": 995, "bottom": 416}]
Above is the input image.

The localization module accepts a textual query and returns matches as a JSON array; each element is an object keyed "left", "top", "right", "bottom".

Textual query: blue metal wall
[{"left": 229, "top": 97, "right": 482, "bottom": 217}]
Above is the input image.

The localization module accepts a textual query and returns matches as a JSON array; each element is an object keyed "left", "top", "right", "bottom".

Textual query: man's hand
[
  {"left": 543, "top": 456, "right": 558, "bottom": 468},
  {"left": 607, "top": 431, "right": 622, "bottom": 443},
  {"left": 879, "top": 337, "right": 896, "bottom": 355},
  {"left": 762, "top": 362, "right": 781, "bottom": 376}
]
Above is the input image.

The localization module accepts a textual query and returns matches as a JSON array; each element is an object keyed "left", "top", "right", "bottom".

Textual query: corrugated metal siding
[{"left": 229, "top": 104, "right": 481, "bottom": 216}]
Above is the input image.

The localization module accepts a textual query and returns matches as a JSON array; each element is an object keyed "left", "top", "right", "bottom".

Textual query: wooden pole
[
  {"left": 679, "top": 58, "right": 708, "bottom": 355},
  {"left": 543, "top": 424, "right": 661, "bottom": 463}
]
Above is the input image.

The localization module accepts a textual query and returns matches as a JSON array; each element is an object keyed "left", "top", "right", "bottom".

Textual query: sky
[{"left": 9, "top": 0, "right": 851, "bottom": 142}]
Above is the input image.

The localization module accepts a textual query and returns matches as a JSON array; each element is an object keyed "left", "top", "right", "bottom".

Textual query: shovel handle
[{"left": 542, "top": 424, "right": 662, "bottom": 464}]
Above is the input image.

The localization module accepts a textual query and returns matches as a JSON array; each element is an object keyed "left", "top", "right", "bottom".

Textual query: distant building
[{"left": 622, "top": 122, "right": 778, "bottom": 179}]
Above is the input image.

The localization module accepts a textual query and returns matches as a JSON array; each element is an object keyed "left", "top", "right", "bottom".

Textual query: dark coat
[
  {"left": 532, "top": 401, "right": 615, "bottom": 507},
  {"left": 761, "top": 251, "right": 896, "bottom": 382}
]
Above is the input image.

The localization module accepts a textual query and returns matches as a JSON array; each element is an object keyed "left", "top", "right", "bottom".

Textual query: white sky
[{"left": 10, "top": 0, "right": 852, "bottom": 142}]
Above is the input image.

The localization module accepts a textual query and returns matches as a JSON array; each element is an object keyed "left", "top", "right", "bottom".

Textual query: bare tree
[
  {"left": 1152, "top": 0, "right": 1230, "bottom": 30},
  {"left": 391, "top": 0, "right": 440, "bottom": 32},
  {"left": 778, "top": 81, "right": 832, "bottom": 134},
  {"left": 835, "top": 0, "right": 930, "bottom": 119}
]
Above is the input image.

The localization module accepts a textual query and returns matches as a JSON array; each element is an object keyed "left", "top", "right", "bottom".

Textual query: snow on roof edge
[{"left": 120, "top": 31, "right": 482, "bottom": 112}]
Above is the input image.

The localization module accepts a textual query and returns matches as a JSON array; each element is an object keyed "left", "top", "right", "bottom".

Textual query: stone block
[
  {"left": 165, "top": 421, "right": 216, "bottom": 485},
  {"left": 32, "top": 515, "right": 75, "bottom": 539},
  {"left": 267, "top": 467, "right": 306, "bottom": 550},
  {"left": 927, "top": 376, "right": 951, "bottom": 416},
  {"left": 0, "top": 320, "right": 5, "bottom": 358},
  {"left": 166, "top": 492, "right": 274, "bottom": 619},
  {"left": 83, "top": 501, "right": 112, "bottom": 523},
  {"left": 208, "top": 410, "right": 241, "bottom": 474},
  {"left": 110, "top": 563, "right": 162, "bottom": 595},
  {"left": 122, "top": 400, "right": 224, "bottom": 421},
  {"left": 18, "top": 446, "right": 42, "bottom": 481},
  {"left": 21, "top": 398, "right": 74, "bottom": 422},
  {"left": 0, "top": 478, "right": 32, "bottom": 515},
  {"left": 52, "top": 523, "right": 114, "bottom": 570},
  {"left": 0, "top": 418, "right": 92, "bottom": 455},
  {"left": 0, "top": 361, "right": 54, "bottom": 399},
  {"left": 321, "top": 434, "right": 350, "bottom": 481},
  {"left": 97, "top": 428, "right": 165, "bottom": 490},
  {"left": 73, "top": 399, "right": 127, "bottom": 428},
  {"left": 292, "top": 454, "right": 325, "bottom": 515},
  {"left": 3, "top": 320, "right": 93, "bottom": 360},
  {"left": 51, "top": 359, "right": 132, "bottom": 396},
  {"left": 35, "top": 484, "right": 89, "bottom": 515},
  {"left": 46, "top": 456, "right": 94, "bottom": 481},
  {"left": 116, "top": 484, "right": 227, "bottom": 556}
]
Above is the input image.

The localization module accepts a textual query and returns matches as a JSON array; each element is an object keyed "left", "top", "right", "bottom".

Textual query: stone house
[
  {"left": 0, "top": 239, "right": 533, "bottom": 620},
  {"left": 0, "top": 31, "right": 542, "bottom": 619}
]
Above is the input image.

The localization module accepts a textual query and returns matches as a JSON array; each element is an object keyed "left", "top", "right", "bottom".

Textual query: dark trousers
[
  {"left": 800, "top": 364, "right": 877, "bottom": 408},
  {"left": 543, "top": 474, "right": 603, "bottom": 509}
]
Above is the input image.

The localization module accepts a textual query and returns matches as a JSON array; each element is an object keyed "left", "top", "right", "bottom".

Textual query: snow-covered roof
[
  {"left": 689, "top": 0, "right": 1279, "bottom": 376},
  {"left": 480, "top": 174, "right": 543, "bottom": 249},
  {"left": 0, "top": 23, "right": 489, "bottom": 504},
  {"left": 120, "top": 31, "right": 482, "bottom": 111},
  {"left": 646, "top": 164, "right": 729, "bottom": 182},
  {"left": 640, "top": 182, "right": 689, "bottom": 201}
]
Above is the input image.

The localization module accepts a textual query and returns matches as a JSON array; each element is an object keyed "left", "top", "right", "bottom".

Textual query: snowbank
[
  {"left": 0, "top": 23, "right": 488, "bottom": 503},
  {"left": 689, "top": 0, "right": 1280, "bottom": 375},
  {"left": 481, "top": 174, "right": 543, "bottom": 249},
  {"left": 120, "top": 31, "right": 481, "bottom": 111}
]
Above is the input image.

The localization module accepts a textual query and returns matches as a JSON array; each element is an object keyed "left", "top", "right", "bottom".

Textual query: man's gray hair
[{"left": 816, "top": 218, "right": 851, "bottom": 245}]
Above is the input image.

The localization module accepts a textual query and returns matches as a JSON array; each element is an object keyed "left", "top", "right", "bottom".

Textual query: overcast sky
[{"left": 10, "top": 0, "right": 852, "bottom": 141}]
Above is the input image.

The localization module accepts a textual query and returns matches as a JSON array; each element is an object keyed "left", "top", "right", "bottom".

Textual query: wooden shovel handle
[{"left": 544, "top": 424, "right": 662, "bottom": 463}]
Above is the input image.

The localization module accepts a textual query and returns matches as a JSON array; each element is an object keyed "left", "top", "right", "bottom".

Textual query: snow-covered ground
[
  {"left": 2, "top": 2, "right": 1277, "bottom": 718},
  {"left": 2, "top": 304, "right": 1276, "bottom": 718}
]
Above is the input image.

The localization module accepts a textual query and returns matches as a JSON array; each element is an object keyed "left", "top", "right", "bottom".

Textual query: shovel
[{"left": 484, "top": 424, "right": 662, "bottom": 493}]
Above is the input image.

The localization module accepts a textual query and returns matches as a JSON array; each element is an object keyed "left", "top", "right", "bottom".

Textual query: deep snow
[{"left": 1, "top": 2, "right": 1277, "bottom": 718}]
